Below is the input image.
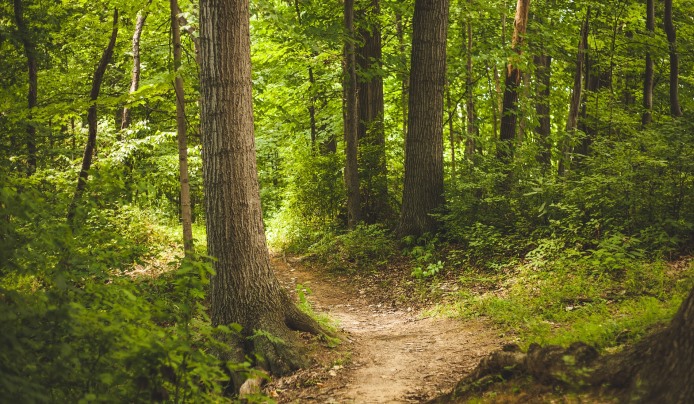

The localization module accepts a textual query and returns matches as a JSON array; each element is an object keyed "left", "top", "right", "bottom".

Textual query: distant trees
[
  {"left": 66, "top": 9, "right": 119, "bottom": 229},
  {"left": 12, "top": 0, "right": 37, "bottom": 176}
]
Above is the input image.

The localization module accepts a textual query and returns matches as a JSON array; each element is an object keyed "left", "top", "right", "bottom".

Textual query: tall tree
[
  {"left": 170, "top": 0, "right": 193, "bottom": 254},
  {"left": 13, "top": 0, "right": 37, "bottom": 175},
  {"left": 398, "top": 0, "right": 449, "bottom": 238},
  {"left": 664, "top": 0, "right": 682, "bottom": 117},
  {"left": 344, "top": 0, "right": 361, "bottom": 228},
  {"left": 642, "top": 0, "right": 654, "bottom": 125},
  {"left": 498, "top": 0, "right": 531, "bottom": 161},
  {"left": 464, "top": 1, "right": 477, "bottom": 160},
  {"left": 559, "top": 11, "right": 589, "bottom": 176},
  {"left": 121, "top": 8, "right": 148, "bottom": 130},
  {"left": 356, "top": 0, "right": 389, "bottom": 223},
  {"left": 66, "top": 9, "right": 119, "bottom": 228},
  {"left": 534, "top": 54, "right": 551, "bottom": 167},
  {"left": 198, "top": 0, "right": 324, "bottom": 378}
]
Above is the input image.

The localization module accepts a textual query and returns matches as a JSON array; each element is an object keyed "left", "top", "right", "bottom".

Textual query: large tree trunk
[
  {"left": 66, "top": 9, "right": 119, "bottom": 229},
  {"left": 121, "top": 9, "right": 147, "bottom": 130},
  {"left": 343, "top": 0, "right": 361, "bottom": 228},
  {"left": 559, "top": 11, "right": 588, "bottom": 176},
  {"left": 356, "top": 0, "right": 389, "bottom": 224},
  {"left": 13, "top": 0, "right": 37, "bottom": 176},
  {"left": 170, "top": 0, "right": 194, "bottom": 254},
  {"left": 398, "top": 0, "right": 449, "bottom": 238},
  {"left": 198, "top": 0, "right": 324, "bottom": 379},
  {"left": 498, "top": 0, "right": 530, "bottom": 162},
  {"left": 664, "top": 0, "right": 682, "bottom": 117},
  {"left": 642, "top": 0, "right": 654, "bottom": 126}
]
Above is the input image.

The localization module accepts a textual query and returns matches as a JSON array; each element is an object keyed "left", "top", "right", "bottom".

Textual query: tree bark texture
[
  {"left": 398, "top": 0, "right": 449, "bottom": 238},
  {"left": 121, "top": 10, "right": 147, "bottom": 130},
  {"left": 630, "top": 286, "right": 694, "bottom": 402},
  {"left": 559, "top": 12, "right": 588, "bottom": 176},
  {"left": 67, "top": 9, "right": 119, "bottom": 228},
  {"left": 199, "top": 0, "right": 323, "bottom": 377},
  {"left": 664, "top": 0, "right": 682, "bottom": 117},
  {"left": 13, "top": 0, "right": 37, "bottom": 176},
  {"left": 642, "top": 0, "right": 654, "bottom": 126},
  {"left": 498, "top": 0, "right": 530, "bottom": 162},
  {"left": 170, "top": 0, "right": 194, "bottom": 254},
  {"left": 343, "top": 0, "right": 361, "bottom": 228},
  {"left": 533, "top": 54, "right": 551, "bottom": 168},
  {"left": 356, "top": 0, "right": 389, "bottom": 223}
]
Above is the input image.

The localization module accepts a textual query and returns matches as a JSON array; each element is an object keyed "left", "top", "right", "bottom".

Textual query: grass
[{"left": 432, "top": 255, "right": 694, "bottom": 351}]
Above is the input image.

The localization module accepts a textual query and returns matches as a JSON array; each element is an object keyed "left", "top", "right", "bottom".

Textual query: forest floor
[{"left": 265, "top": 256, "right": 505, "bottom": 403}]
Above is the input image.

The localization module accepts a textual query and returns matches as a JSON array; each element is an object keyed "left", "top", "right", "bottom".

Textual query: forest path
[{"left": 267, "top": 258, "right": 504, "bottom": 403}]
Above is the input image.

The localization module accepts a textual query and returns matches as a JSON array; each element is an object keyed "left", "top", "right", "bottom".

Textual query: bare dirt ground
[{"left": 266, "top": 258, "right": 504, "bottom": 403}]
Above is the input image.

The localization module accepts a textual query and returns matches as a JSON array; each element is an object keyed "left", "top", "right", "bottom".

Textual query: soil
[{"left": 265, "top": 257, "right": 505, "bottom": 403}]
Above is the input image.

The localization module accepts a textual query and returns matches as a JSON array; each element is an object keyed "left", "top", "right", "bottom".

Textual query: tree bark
[
  {"left": 170, "top": 0, "right": 194, "bottom": 254},
  {"left": 199, "top": 0, "right": 324, "bottom": 378},
  {"left": 67, "top": 9, "right": 119, "bottom": 229},
  {"left": 356, "top": 0, "right": 389, "bottom": 223},
  {"left": 121, "top": 9, "right": 148, "bottom": 130},
  {"left": 343, "top": 0, "right": 361, "bottom": 228},
  {"left": 641, "top": 0, "right": 654, "bottom": 126},
  {"left": 498, "top": 0, "right": 530, "bottom": 162},
  {"left": 13, "top": 0, "right": 37, "bottom": 176},
  {"left": 664, "top": 0, "right": 682, "bottom": 117},
  {"left": 559, "top": 11, "right": 588, "bottom": 176},
  {"left": 398, "top": 0, "right": 449, "bottom": 238},
  {"left": 534, "top": 54, "right": 551, "bottom": 168}
]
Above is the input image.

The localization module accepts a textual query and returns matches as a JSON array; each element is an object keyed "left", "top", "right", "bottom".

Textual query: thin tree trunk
[
  {"left": 559, "top": 11, "right": 588, "bottom": 176},
  {"left": 498, "top": 0, "right": 530, "bottom": 162},
  {"left": 292, "top": 0, "right": 318, "bottom": 149},
  {"left": 395, "top": 12, "right": 409, "bottom": 142},
  {"left": 199, "top": 0, "right": 324, "bottom": 381},
  {"left": 170, "top": 0, "right": 194, "bottom": 254},
  {"left": 121, "top": 9, "right": 148, "bottom": 130},
  {"left": 447, "top": 87, "right": 456, "bottom": 178},
  {"left": 664, "top": 0, "right": 682, "bottom": 117},
  {"left": 398, "top": 0, "right": 449, "bottom": 238},
  {"left": 67, "top": 9, "right": 119, "bottom": 228},
  {"left": 357, "top": 0, "right": 388, "bottom": 223},
  {"left": 343, "top": 0, "right": 361, "bottom": 228},
  {"left": 534, "top": 54, "right": 551, "bottom": 167},
  {"left": 465, "top": 9, "right": 476, "bottom": 159},
  {"left": 642, "top": 0, "right": 654, "bottom": 125},
  {"left": 13, "top": 0, "right": 37, "bottom": 176}
]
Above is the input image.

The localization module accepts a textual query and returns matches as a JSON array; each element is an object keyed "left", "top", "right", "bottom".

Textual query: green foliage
[
  {"left": 403, "top": 234, "right": 445, "bottom": 279},
  {"left": 308, "top": 224, "right": 396, "bottom": 272},
  {"left": 436, "top": 253, "right": 694, "bottom": 351},
  {"left": 0, "top": 180, "right": 249, "bottom": 402},
  {"left": 296, "top": 284, "right": 340, "bottom": 346},
  {"left": 0, "top": 254, "right": 245, "bottom": 402}
]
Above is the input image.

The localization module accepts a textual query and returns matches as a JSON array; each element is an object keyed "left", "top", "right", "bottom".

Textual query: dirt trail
[{"left": 268, "top": 259, "right": 504, "bottom": 403}]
